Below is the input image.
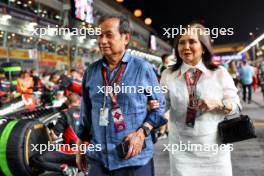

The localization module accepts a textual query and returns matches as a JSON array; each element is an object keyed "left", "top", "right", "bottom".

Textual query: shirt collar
[
  {"left": 179, "top": 59, "right": 208, "bottom": 77},
  {"left": 102, "top": 51, "right": 130, "bottom": 68}
]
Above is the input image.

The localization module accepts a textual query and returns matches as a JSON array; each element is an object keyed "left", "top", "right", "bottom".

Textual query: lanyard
[
  {"left": 185, "top": 69, "right": 202, "bottom": 107},
  {"left": 102, "top": 63, "right": 127, "bottom": 109}
]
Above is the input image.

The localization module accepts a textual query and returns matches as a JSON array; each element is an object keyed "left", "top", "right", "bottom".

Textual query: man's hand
[
  {"left": 49, "top": 130, "right": 58, "bottom": 141},
  {"left": 124, "top": 129, "right": 145, "bottom": 160},
  {"left": 76, "top": 139, "right": 88, "bottom": 173}
]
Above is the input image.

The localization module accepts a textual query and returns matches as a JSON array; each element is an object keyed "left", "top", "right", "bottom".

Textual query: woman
[
  {"left": 160, "top": 23, "right": 241, "bottom": 176},
  {"left": 228, "top": 61, "right": 239, "bottom": 87}
]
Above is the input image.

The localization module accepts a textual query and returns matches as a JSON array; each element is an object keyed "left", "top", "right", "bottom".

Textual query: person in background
[
  {"left": 31, "top": 93, "right": 81, "bottom": 176},
  {"left": 258, "top": 58, "right": 264, "bottom": 100},
  {"left": 16, "top": 70, "right": 34, "bottom": 94},
  {"left": 158, "top": 54, "right": 170, "bottom": 76},
  {"left": 0, "top": 69, "right": 11, "bottom": 106},
  {"left": 239, "top": 60, "right": 254, "bottom": 104},
  {"left": 69, "top": 69, "right": 82, "bottom": 81},
  {"left": 228, "top": 61, "right": 239, "bottom": 87},
  {"left": 252, "top": 63, "right": 258, "bottom": 92},
  {"left": 152, "top": 54, "right": 171, "bottom": 141},
  {"left": 31, "top": 69, "right": 42, "bottom": 92}
]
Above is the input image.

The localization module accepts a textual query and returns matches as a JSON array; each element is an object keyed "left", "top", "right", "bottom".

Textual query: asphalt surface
[{"left": 154, "top": 89, "right": 264, "bottom": 176}]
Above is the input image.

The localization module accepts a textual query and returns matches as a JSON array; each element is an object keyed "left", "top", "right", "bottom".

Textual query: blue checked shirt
[{"left": 77, "top": 51, "right": 166, "bottom": 170}]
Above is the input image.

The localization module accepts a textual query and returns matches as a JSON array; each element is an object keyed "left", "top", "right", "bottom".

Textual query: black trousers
[
  {"left": 242, "top": 84, "right": 252, "bottom": 102},
  {"left": 87, "top": 158, "right": 154, "bottom": 176},
  {"left": 31, "top": 150, "right": 76, "bottom": 172}
]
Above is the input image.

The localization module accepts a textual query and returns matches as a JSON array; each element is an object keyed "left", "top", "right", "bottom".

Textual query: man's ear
[{"left": 123, "top": 33, "right": 131, "bottom": 45}]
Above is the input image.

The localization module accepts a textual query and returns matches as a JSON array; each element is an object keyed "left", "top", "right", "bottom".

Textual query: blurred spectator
[
  {"left": 239, "top": 60, "right": 254, "bottom": 103},
  {"left": 228, "top": 61, "right": 239, "bottom": 87},
  {"left": 158, "top": 54, "right": 170, "bottom": 76},
  {"left": 69, "top": 69, "right": 82, "bottom": 81},
  {"left": 31, "top": 93, "right": 81, "bottom": 175},
  {"left": 0, "top": 69, "right": 11, "bottom": 106},
  {"left": 52, "top": 90, "right": 67, "bottom": 107},
  {"left": 258, "top": 59, "right": 264, "bottom": 100},
  {"left": 31, "top": 69, "right": 42, "bottom": 92},
  {"left": 16, "top": 71, "right": 34, "bottom": 94},
  {"left": 252, "top": 64, "right": 258, "bottom": 92}
]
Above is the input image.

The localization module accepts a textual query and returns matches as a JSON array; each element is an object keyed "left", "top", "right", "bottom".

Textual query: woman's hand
[
  {"left": 147, "top": 100, "right": 160, "bottom": 110},
  {"left": 198, "top": 99, "right": 223, "bottom": 112}
]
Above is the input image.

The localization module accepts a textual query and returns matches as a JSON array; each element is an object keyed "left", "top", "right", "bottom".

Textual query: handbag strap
[{"left": 224, "top": 103, "right": 242, "bottom": 120}]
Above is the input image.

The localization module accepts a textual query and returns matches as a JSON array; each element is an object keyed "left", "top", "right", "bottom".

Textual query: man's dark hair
[
  {"left": 67, "top": 92, "right": 80, "bottom": 105},
  {"left": 161, "top": 54, "right": 170, "bottom": 62},
  {"left": 50, "top": 71, "right": 61, "bottom": 80},
  {"left": 70, "top": 68, "right": 77, "bottom": 73},
  {"left": 98, "top": 14, "right": 132, "bottom": 35}
]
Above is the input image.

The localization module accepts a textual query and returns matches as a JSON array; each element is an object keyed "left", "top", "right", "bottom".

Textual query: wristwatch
[{"left": 141, "top": 125, "right": 151, "bottom": 137}]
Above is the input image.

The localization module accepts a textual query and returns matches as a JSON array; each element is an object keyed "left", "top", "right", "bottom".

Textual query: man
[
  {"left": 76, "top": 15, "right": 166, "bottom": 176},
  {"left": 67, "top": 69, "right": 82, "bottom": 96},
  {"left": 31, "top": 69, "right": 42, "bottom": 92},
  {"left": 155, "top": 54, "right": 170, "bottom": 141},
  {"left": 0, "top": 69, "right": 11, "bottom": 106},
  {"left": 31, "top": 93, "right": 81, "bottom": 176},
  {"left": 258, "top": 59, "right": 264, "bottom": 100},
  {"left": 239, "top": 60, "right": 254, "bottom": 104},
  {"left": 16, "top": 70, "right": 34, "bottom": 94},
  {"left": 158, "top": 54, "right": 170, "bottom": 76}
]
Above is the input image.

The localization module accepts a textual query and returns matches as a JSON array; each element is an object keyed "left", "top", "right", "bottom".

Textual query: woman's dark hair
[{"left": 171, "top": 23, "right": 218, "bottom": 72}]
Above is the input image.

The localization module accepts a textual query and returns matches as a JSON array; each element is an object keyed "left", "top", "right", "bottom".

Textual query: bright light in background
[
  {"left": 116, "top": 0, "right": 124, "bottom": 2},
  {"left": 89, "top": 39, "right": 97, "bottom": 46},
  {"left": 47, "top": 28, "right": 56, "bottom": 36},
  {"left": 64, "top": 33, "right": 72, "bottom": 41},
  {"left": 79, "top": 36, "right": 86, "bottom": 43},
  {"left": 256, "top": 50, "right": 263, "bottom": 56},
  {"left": 134, "top": 9, "right": 142, "bottom": 17},
  {"left": 127, "top": 49, "right": 162, "bottom": 63},
  {"left": 144, "top": 18, "right": 152, "bottom": 25},
  {"left": 25, "top": 22, "right": 37, "bottom": 31},
  {"left": 0, "top": 15, "right": 12, "bottom": 25},
  {"left": 29, "top": 22, "right": 37, "bottom": 26},
  {"left": 238, "top": 33, "right": 264, "bottom": 54},
  {"left": 1, "top": 14, "right": 12, "bottom": 20}
]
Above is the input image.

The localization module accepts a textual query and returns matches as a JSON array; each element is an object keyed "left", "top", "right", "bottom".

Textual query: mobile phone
[{"left": 116, "top": 140, "right": 146, "bottom": 159}]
